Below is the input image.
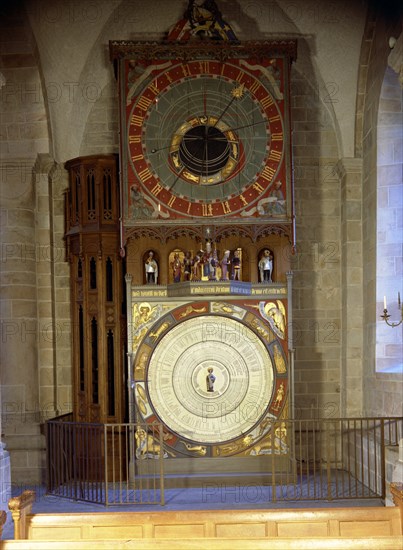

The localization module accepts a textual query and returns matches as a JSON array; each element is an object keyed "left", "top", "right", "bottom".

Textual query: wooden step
[{"left": 2, "top": 535, "right": 403, "bottom": 549}]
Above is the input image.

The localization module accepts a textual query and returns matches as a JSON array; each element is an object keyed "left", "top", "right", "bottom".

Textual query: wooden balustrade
[
  {"left": 7, "top": 490, "right": 36, "bottom": 541},
  {"left": 391, "top": 481, "right": 403, "bottom": 532}
]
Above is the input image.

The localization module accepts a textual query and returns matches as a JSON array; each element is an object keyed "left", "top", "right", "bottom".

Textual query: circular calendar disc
[{"left": 146, "top": 315, "right": 274, "bottom": 444}]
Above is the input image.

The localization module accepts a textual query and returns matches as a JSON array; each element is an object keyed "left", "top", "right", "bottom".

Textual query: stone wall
[
  {"left": 0, "top": 3, "right": 71, "bottom": 485},
  {"left": 290, "top": 68, "right": 342, "bottom": 419}
]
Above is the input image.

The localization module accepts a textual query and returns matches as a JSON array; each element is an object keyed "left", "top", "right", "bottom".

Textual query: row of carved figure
[{"left": 145, "top": 246, "right": 273, "bottom": 284}]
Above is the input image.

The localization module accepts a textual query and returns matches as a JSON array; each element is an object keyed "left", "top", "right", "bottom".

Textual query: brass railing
[
  {"left": 46, "top": 419, "right": 165, "bottom": 505},
  {"left": 276, "top": 417, "right": 402, "bottom": 502},
  {"left": 46, "top": 416, "right": 402, "bottom": 505}
]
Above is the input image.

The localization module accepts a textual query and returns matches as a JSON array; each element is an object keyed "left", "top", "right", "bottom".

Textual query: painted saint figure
[
  {"left": 206, "top": 367, "right": 216, "bottom": 392},
  {"left": 145, "top": 251, "right": 158, "bottom": 284},
  {"left": 220, "top": 250, "right": 231, "bottom": 281},
  {"left": 171, "top": 252, "right": 182, "bottom": 283},
  {"left": 259, "top": 249, "right": 273, "bottom": 283},
  {"left": 267, "top": 181, "right": 286, "bottom": 216},
  {"left": 202, "top": 241, "right": 213, "bottom": 279},
  {"left": 183, "top": 251, "right": 193, "bottom": 281},
  {"left": 272, "top": 382, "right": 285, "bottom": 411},
  {"left": 231, "top": 250, "right": 241, "bottom": 281},
  {"left": 209, "top": 247, "right": 218, "bottom": 280},
  {"left": 192, "top": 252, "right": 202, "bottom": 280}
]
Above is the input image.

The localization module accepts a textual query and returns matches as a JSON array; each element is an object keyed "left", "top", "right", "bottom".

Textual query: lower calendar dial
[{"left": 145, "top": 315, "right": 275, "bottom": 444}]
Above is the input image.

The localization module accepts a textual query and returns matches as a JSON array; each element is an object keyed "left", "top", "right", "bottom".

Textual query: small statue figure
[
  {"left": 272, "top": 382, "right": 285, "bottom": 412},
  {"left": 183, "top": 251, "right": 193, "bottom": 281},
  {"left": 167, "top": 0, "right": 239, "bottom": 42},
  {"left": 206, "top": 367, "right": 216, "bottom": 392},
  {"left": 171, "top": 252, "right": 182, "bottom": 283},
  {"left": 145, "top": 251, "right": 158, "bottom": 284},
  {"left": 231, "top": 250, "right": 241, "bottom": 281},
  {"left": 192, "top": 252, "right": 202, "bottom": 281},
  {"left": 201, "top": 240, "right": 213, "bottom": 280},
  {"left": 209, "top": 247, "right": 218, "bottom": 280},
  {"left": 220, "top": 250, "right": 230, "bottom": 281},
  {"left": 259, "top": 249, "right": 273, "bottom": 283},
  {"left": 185, "top": 0, "right": 237, "bottom": 42}
]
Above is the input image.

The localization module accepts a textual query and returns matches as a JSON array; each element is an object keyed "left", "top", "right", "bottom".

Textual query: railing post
[
  {"left": 45, "top": 421, "right": 51, "bottom": 493},
  {"left": 380, "top": 418, "right": 386, "bottom": 499},
  {"left": 104, "top": 424, "right": 109, "bottom": 506},
  {"left": 390, "top": 482, "right": 403, "bottom": 531},
  {"left": 271, "top": 420, "right": 276, "bottom": 502},
  {"left": 326, "top": 421, "right": 332, "bottom": 500},
  {"left": 158, "top": 423, "right": 165, "bottom": 506},
  {"left": 8, "top": 490, "right": 36, "bottom": 540}
]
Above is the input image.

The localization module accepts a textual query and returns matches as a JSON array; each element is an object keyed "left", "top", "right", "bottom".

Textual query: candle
[{"left": 384, "top": 296, "right": 387, "bottom": 310}]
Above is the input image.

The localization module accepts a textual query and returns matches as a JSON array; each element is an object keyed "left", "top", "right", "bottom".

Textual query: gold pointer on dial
[
  {"left": 168, "top": 84, "right": 247, "bottom": 183},
  {"left": 231, "top": 83, "right": 245, "bottom": 99},
  {"left": 214, "top": 84, "right": 245, "bottom": 126},
  {"left": 150, "top": 84, "right": 248, "bottom": 155}
]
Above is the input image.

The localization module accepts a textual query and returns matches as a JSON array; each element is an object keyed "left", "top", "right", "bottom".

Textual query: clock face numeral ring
[{"left": 127, "top": 59, "right": 285, "bottom": 217}]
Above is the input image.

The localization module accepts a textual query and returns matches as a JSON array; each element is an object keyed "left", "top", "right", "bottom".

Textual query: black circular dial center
[{"left": 179, "top": 124, "right": 230, "bottom": 176}]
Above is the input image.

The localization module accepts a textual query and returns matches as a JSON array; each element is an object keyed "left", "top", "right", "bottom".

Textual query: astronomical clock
[{"left": 109, "top": 0, "right": 296, "bottom": 466}]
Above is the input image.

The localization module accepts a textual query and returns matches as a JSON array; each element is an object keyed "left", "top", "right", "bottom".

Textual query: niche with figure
[
  {"left": 166, "top": 245, "right": 245, "bottom": 283},
  {"left": 168, "top": 248, "right": 185, "bottom": 283},
  {"left": 143, "top": 250, "right": 159, "bottom": 284},
  {"left": 258, "top": 248, "right": 274, "bottom": 283}
]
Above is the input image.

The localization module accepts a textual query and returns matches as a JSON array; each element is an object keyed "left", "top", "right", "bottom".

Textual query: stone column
[
  {"left": 336, "top": 157, "right": 364, "bottom": 416},
  {"left": 0, "top": 68, "right": 11, "bottom": 512},
  {"left": 0, "top": 154, "right": 71, "bottom": 485},
  {"left": 0, "top": 156, "right": 44, "bottom": 484},
  {"left": 32, "top": 154, "right": 71, "bottom": 422}
]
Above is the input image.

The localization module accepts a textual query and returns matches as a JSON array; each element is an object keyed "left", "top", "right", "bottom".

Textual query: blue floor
[{"left": 1, "top": 483, "right": 384, "bottom": 540}]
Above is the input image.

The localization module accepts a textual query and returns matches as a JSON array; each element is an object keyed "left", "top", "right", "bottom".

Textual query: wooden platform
[
  {"left": 2, "top": 483, "right": 402, "bottom": 550},
  {"left": 2, "top": 536, "right": 403, "bottom": 549},
  {"left": 10, "top": 507, "right": 403, "bottom": 540}
]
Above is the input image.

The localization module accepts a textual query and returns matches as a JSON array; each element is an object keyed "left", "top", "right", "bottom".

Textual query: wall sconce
[{"left": 380, "top": 293, "right": 402, "bottom": 327}]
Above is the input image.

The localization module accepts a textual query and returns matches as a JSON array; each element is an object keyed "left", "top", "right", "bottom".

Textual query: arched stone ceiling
[{"left": 26, "top": 0, "right": 366, "bottom": 162}]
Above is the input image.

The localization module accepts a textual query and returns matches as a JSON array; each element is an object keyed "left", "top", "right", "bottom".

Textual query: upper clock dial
[{"left": 127, "top": 59, "right": 285, "bottom": 218}]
